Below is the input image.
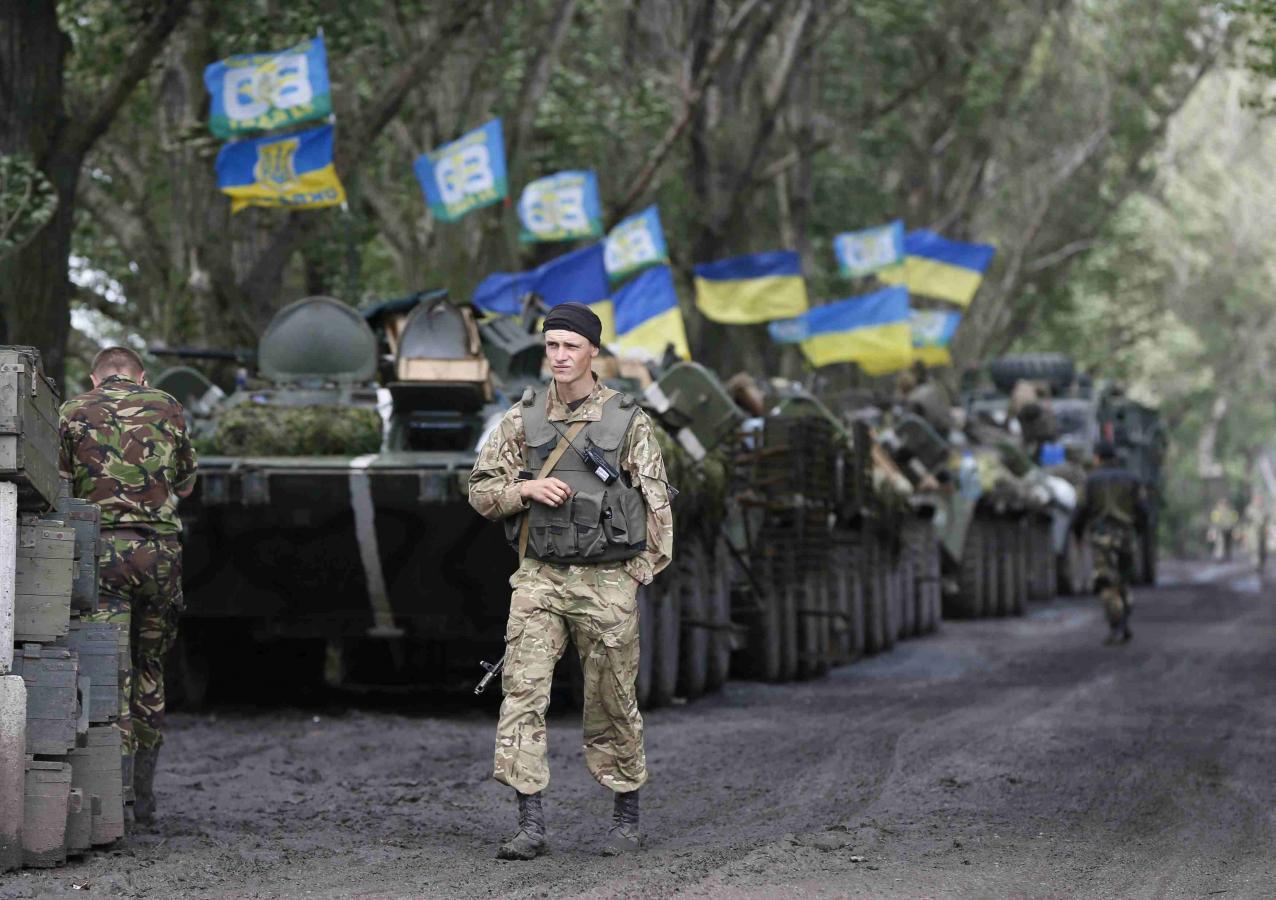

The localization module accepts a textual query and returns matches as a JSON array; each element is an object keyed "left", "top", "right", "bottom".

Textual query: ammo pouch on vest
[{"left": 504, "top": 388, "right": 647, "bottom": 564}]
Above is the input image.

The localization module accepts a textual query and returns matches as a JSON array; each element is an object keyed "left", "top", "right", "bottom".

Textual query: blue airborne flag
[
  {"left": 517, "top": 170, "right": 603, "bottom": 243},
  {"left": 215, "top": 124, "right": 346, "bottom": 213},
  {"left": 414, "top": 119, "right": 508, "bottom": 223},
  {"left": 833, "top": 220, "right": 905, "bottom": 278},
  {"left": 204, "top": 35, "right": 331, "bottom": 138},
  {"left": 604, "top": 205, "right": 669, "bottom": 281}
]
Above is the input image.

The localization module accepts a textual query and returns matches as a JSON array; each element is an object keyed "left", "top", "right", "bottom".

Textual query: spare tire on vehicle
[{"left": 988, "top": 353, "right": 1075, "bottom": 394}]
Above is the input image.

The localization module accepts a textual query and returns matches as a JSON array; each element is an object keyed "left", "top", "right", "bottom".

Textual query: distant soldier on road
[
  {"left": 59, "top": 346, "right": 197, "bottom": 824},
  {"left": 1079, "top": 441, "right": 1144, "bottom": 644},
  {"left": 468, "top": 302, "right": 672, "bottom": 860}
]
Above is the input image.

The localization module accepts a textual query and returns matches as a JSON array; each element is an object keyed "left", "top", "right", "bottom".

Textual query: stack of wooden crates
[{"left": 0, "top": 346, "right": 127, "bottom": 871}]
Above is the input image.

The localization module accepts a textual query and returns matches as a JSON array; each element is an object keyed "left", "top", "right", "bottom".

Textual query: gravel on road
[{"left": 4, "top": 560, "right": 1273, "bottom": 899}]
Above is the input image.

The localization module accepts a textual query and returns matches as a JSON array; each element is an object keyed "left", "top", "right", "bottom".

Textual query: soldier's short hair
[{"left": 91, "top": 346, "right": 145, "bottom": 378}]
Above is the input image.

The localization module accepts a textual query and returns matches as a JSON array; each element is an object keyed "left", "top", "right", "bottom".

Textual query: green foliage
[
  {"left": 206, "top": 401, "right": 382, "bottom": 456},
  {"left": 0, "top": 156, "right": 58, "bottom": 258}
]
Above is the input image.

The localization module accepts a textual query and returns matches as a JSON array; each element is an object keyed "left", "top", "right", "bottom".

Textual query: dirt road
[{"left": 4, "top": 560, "right": 1274, "bottom": 898}]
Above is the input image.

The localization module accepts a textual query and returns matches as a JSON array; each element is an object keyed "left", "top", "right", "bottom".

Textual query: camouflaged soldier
[
  {"left": 468, "top": 302, "right": 672, "bottom": 860},
  {"left": 59, "top": 346, "right": 197, "bottom": 824},
  {"left": 1080, "top": 441, "right": 1144, "bottom": 645}
]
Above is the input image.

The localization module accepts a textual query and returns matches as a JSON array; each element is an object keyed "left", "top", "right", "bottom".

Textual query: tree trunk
[{"left": 0, "top": 1, "right": 73, "bottom": 384}]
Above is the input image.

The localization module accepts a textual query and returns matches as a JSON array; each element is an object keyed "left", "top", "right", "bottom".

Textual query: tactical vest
[
  {"left": 505, "top": 387, "right": 648, "bottom": 564},
  {"left": 1087, "top": 470, "right": 1140, "bottom": 527}
]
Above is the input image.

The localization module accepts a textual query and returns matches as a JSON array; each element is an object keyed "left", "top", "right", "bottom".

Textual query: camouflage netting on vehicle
[
  {"left": 652, "top": 425, "right": 730, "bottom": 534},
  {"left": 204, "top": 403, "right": 383, "bottom": 456}
]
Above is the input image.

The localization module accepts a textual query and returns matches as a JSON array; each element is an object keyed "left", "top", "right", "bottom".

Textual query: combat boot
[
  {"left": 133, "top": 745, "right": 159, "bottom": 825},
  {"left": 602, "top": 789, "right": 642, "bottom": 856},
  {"left": 496, "top": 791, "right": 547, "bottom": 860}
]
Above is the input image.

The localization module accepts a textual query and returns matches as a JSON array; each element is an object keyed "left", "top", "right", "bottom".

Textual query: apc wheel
[
  {"left": 649, "top": 575, "right": 682, "bottom": 707},
  {"left": 828, "top": 539, "right": 854, "bottom": 665},
  {"left": 636, "top": 584, "right": 653, "bottom": 708},
  {"left": 778, "top": 575, "right": 800, "bottom": 681},
  {"left": 950, "top": 519, "right": 984, "bottom": 619},
  {"left": 798, "top": 569, "right": 831, "bottom": 679},
  {"left": 677, "top": 541, "right": 710, "bottom": 700},
  {"left": 705, "top": 536, "right": 734, "bottom": 692},
  {"left": 983, "top": 520, "right": 1002, "bottom": 617},
  {"left": 739, "top": 554, "right": 783, "bottom": 682},
  {"left": 880, "top": 538, "right": 898, "bottom": 650},
  {"left": 863, "top": 537, "right": 887, "bottom": 652},
  {"left": 898, "top": 535, "right": 918, "bottom": 638}
]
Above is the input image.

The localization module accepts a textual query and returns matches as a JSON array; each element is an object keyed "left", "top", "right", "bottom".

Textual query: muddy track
[{"left": 3, "top": 560, "right": 1273, "bottom": 898}]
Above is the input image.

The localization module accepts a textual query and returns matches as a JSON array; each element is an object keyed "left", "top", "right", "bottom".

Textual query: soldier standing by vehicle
[
  {"left": 59, "top": 347, "right": 197, "bottom": 824},
  {"left": 1079, "top": 441, "right": 1144, "bottom": 644},
  {"left": 468, "top": 302, "right": 672, "bottom": 860}
]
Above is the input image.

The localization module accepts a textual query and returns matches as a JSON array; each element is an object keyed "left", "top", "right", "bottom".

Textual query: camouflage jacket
[
  {"left": 59, "top": 375, "right": 198, "bottom": 536},
  {"left": 468, "top": 377, "right": 673, "bottom": 585}
]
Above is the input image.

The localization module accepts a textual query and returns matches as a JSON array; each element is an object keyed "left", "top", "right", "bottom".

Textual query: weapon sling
[{"left": 517, "top": 420, "right": 587, "bottom": 562}]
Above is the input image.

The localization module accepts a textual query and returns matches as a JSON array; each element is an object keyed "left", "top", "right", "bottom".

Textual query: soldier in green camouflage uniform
[
  {"left": 469, "top": 303, "right": 672, "bottom": 860},
  {"left": 59, "top": 347, "right": 197, "bottom": 824},
  {"left": 1080, "top": 441, "right": 1143, "bottom": 645}
]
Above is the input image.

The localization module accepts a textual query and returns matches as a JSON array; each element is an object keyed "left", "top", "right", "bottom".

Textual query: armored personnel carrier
[{"left": 165, "top": 294, "right": 513, "bottom": 694}]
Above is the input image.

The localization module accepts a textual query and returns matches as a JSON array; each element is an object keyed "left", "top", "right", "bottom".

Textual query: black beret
[{"left": 543, "top": 302, "right": 602, "bottom": 347}]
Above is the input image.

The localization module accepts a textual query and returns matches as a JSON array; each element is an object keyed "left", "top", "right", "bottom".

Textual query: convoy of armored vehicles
[{"left": 153, "top": 295, "right": 1164, "bottom": 708}]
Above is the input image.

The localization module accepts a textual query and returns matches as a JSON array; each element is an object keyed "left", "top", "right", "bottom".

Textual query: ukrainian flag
[
  {"left": 613, "top": 265, "right": 690, "bottom": 359},
  {"left": 693, "top": 251, "right": 808, "bottom": 324},
  {"left": 216, "top": 123, "right": 346, "bottom": 213},
  {"left": 911, "top": 309, "right": 961, "bottom": 367},
  {"left": 771, "top": 285, "right": 912, "bottom": 374},
  {"left": 877, "top": 230, "right": 994, "bottom": 307}
]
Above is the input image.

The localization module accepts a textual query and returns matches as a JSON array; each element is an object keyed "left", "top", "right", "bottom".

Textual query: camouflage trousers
[
  {"left": 1091, "top": 522, "right": 1134, "bottom": 628},
  {"left": 84, "top": 535, "right": 184, "bottom": 754},
  {"left": 495, "top": 559, "right": 647, "bottom": 796}
]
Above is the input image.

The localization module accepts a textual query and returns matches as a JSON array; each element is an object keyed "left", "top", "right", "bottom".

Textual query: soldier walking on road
[
  {"left": 59, "top": 347, "right": 197, "bottom": 825},
  {"left": 1080, "top": 441, "right": 1144, "bottom": 645},
  {"left": 468, "top": 303, "right": 672, "bottom": 860}
]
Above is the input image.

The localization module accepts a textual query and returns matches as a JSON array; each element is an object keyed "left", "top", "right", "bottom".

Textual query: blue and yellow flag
[
  {"left": 472, "top": 243, "right": 610, "bottom": 316},
  {"left": 414, "top": 119, "right": 508, "bottom": 223},
  {"left": 604, "top": 206, "right": 668, "bottom": 282},
  {"left": 877, "top": 230, "right": 994, "bottom": 307},
  {"left": 215, "top": 123, "right": 346, "bottom": 214},
  {"left": 769, "top": 285, "right": 912, "bottom": 374},
  {"left": 614, "top": 265, "right": 690, "bottom": 360},
  {"left": 693, "top": 251, "right": 809, "bottom": 324},
  {"left": 204, "top": 36, "right": 331, "bottom": 138},
  {"left": 911, "top": 309, "right": 961, "bottom": 367},
  {"left": 833, "top": 220, "right": 904, "bottom": 278},
  {"left": 518, "top": 170, "right": 603, "bottom": 243}
]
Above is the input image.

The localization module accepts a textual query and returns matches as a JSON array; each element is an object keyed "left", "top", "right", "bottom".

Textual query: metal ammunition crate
[
  {"left": 22, "top": 758, "right": 71, "bottom": 868},
  {"left": 9, "top": 644, "right": 78, "bottom": 756},
  {"left": 0, "top": 347, "right": 61, "bottom": 511},
  {"left": 13, "top": 517, "right": 75, "bottom": 642}
]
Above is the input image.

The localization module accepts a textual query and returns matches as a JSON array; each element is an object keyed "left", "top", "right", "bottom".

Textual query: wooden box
[
  {"left": 10, "top": 644, "right": 78, "bottom": 756},
  {"left": 22, "top": 758, "right": 71, "bottom": 868},
  {"left": 12, "top": 517, "right": 75, "bottom": 642},
  {"left": 71, "top": 725, "right": 123, "bottom": 845},
  {"left": 54, "top": 493, "right": 100, "bottom": 613},
  {"left": 0, "top": 347, "right": 61, "bottom": 511},
  {"left": 59, "top": 622, "right": 119, "bottom": 723}
]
